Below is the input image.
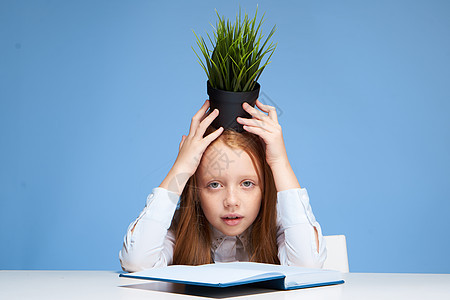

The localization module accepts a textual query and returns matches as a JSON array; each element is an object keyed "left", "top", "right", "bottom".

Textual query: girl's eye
[
  {"left": 242, "top": 181, "right": 254, "bottom": 188},
  {"left": 208, "top": 182, "right": 221, "bottom": 189}
]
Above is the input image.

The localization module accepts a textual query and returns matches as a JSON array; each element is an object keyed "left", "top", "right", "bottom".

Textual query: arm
[
  {"left": 120, "top": 100, "right": 223, "bottom": 271},
  {"left": 276, "top": 188, "right": 327, "bottom": 268},
  {"left": 270, "top": 159, "right": 320, "bottom": 253},
  {"left": 237, "top": 99, "right": 320, "bottom": 253},
  {"left": 119, "top": 187, "right": 179, "bottom": 272}
]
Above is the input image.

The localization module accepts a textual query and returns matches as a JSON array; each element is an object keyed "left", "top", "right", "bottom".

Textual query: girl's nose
[{"left": 223, "top": 188, "right": 240, "bottom": 207}]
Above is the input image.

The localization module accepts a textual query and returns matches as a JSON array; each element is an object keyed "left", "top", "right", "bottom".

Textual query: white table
[{"left": 1, "top": 271, "right": 449, "bottom": 299}]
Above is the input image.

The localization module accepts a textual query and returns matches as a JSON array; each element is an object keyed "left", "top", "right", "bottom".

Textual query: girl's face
[{"left": 196, "top": 141, "right": 262, "bottom": 236}]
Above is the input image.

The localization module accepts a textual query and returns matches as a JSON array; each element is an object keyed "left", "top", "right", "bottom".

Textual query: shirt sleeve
[
  {"left": 276, "top": 188, "right": 327, "bottom": 268},
  {"left": 119, "top": 187, "right": 179, "bottom": 272}
]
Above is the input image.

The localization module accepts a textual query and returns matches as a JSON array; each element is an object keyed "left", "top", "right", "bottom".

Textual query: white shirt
[{"left": 119, "top": 187, "right": 327, "bottom": 272}]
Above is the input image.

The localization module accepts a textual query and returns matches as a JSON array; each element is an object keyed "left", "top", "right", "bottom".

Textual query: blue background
[{"left": 1, "top": 0, "right": 449, "bottom": 273}]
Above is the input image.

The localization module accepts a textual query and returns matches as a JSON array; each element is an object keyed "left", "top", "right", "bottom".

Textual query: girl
[{"left": 119, "top": 99, "right": 327, "bottom": 272}]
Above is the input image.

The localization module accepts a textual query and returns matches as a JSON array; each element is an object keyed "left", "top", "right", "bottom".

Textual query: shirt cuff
[
  {"left": 143, "top": 187, "right": 180, "bottom": 229},
  {"left": 276, "top": 188, "right": 317, "bottom": 228}
]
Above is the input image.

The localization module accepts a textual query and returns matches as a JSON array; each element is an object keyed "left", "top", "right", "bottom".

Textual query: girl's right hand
[
  {"left": 159, "top": 100, "right": 223, "bottom": 195},
  {"left": 174, "top": 99, "right": 223, "bottom": 176}
]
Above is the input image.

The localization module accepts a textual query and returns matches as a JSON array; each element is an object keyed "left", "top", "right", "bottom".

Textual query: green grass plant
[{"left": 193, "top": 6, "right": 277, "bottom": 92}]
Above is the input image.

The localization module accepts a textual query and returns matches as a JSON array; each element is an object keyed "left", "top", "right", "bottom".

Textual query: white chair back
[{"left": 323, "top": 235, "right": 349, "bottom": 273}]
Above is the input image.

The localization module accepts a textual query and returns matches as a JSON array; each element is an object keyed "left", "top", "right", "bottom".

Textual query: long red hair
[{"left": 172, "top": 127, "right": 279, "bottom": 265}]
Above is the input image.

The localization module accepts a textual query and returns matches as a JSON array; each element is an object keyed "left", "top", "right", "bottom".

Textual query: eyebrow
[
  {"left": 241, "top": 175, "right": 259, "bottom": 179},
  {"left": 200, "top": 175, "right": 260, "bottom": 182}
]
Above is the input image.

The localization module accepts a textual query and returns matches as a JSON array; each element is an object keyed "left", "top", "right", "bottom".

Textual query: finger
[
  {"left": 243, "top": 102, "right": 269, "bottom": 121},
  {"left": 256, "top": 99, "right": 278, "bottom": 123},
  {"left": 189, "top": 100, "right": 210, "bottom": 136},
  {"left": 202, "top": 126, "right": 224, "bottom": 146},
  {"left": 242, "top": 124, "right": 268, "bottom": 139},
  {"left": 200, "top": 101, "right": 213, "bottom": 122},
  {"left": 200, "top": 108, "right": 211, "bottom": 122},
  {"left": 179, "top": 135, "right": 186, "bottom": 151},
  {"left": 236, "top": 116, "right": 273, "bottom": 132},
  {"left": 195, "top": 108, "right": 219, "bottom": 137}
]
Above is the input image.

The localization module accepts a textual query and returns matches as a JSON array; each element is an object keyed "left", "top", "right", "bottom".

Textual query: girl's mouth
[{"left": 221, "top": 215, "right": 243, "bottom": 226}]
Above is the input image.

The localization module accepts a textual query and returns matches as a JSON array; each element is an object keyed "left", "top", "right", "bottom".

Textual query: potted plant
[{"left": 193, "top": 6, "right": 277, "bottom": 132}]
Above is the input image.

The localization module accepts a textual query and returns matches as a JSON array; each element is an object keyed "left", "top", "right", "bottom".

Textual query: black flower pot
[{"left": 207, "top": 80, "right": 260, "bottom": 132}]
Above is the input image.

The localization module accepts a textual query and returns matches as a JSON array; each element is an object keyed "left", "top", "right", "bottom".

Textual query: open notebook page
[{"left": 128, "top": 263, "right": 284, "bottom": 285}]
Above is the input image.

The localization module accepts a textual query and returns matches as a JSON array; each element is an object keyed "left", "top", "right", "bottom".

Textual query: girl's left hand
[{"left": 236, "top": 99, "right": 288, "bottom": 168}]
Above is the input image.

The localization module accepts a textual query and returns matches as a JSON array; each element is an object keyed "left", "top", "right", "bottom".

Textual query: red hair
[{"left": 172, "top": 127, "right": 279, "bottom": 265}]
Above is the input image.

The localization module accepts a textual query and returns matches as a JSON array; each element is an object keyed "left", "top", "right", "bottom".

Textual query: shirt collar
[{"left": 210, "top": 225, "right": 251, "bottom": 252}]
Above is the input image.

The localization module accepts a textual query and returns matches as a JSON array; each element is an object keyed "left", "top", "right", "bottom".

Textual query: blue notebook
[{"left": 119, "top": 262, "right": 344, "bottom": 290}]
